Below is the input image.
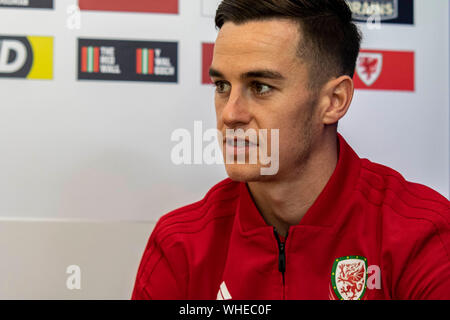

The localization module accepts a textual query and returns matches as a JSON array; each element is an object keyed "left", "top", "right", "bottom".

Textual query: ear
[{"left": 318, "top": 75, "right": 354, "bottom": 125}]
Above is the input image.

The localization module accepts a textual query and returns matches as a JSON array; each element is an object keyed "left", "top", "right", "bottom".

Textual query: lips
[{"left": 224, "top": 137, "right": 258, "bottom": 147}]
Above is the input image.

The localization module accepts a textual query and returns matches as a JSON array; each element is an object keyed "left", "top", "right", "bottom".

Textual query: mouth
[
  {"left": 223, "top": 136, "right": 259, "bottom": 159},
  {"left": 223, "top": 137, "right": 258, "bottom": 148}
]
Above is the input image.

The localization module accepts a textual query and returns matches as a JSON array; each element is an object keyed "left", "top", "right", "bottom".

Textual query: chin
[{"left": 224, "top": 164, "right": 275, "bottom": 182}]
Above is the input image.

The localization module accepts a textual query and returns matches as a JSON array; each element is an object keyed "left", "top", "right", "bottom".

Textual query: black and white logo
[
  {"left": 0, "top": 0, "right": 53, "bottom": 9},
  {"left": 346, "top": 0, "right": 414, "bottom": 24}
]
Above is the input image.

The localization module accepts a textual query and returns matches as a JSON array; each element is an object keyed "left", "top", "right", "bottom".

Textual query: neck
[{"left": 247, "top": 131, "right": 339, "bottom": 238}]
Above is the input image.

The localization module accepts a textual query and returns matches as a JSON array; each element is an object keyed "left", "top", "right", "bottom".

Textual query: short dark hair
[{"left": 215, "top": 0, "right": 362, "bottom": 91}]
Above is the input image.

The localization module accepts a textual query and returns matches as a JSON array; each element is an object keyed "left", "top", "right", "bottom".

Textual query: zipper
[{"left": 273, "top": 228, "right": 288, "bottom": 287}]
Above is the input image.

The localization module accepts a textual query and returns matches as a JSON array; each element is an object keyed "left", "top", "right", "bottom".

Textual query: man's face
[{"left": 210, "top": 19, "right": 320, "bottom": 182}]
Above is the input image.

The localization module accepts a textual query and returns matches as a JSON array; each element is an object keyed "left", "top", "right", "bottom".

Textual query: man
[{"left": 132, "top": 0, "right": 450, "bottom": 300}]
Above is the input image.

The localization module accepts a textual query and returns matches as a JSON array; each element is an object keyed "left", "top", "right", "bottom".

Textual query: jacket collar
[{"left": 236, "top": 133, "right": 361, "bottom": 234}]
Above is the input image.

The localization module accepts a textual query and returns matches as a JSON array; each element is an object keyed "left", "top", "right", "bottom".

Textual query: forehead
[{"left": 212, "top": 19, "right": 301, "bottom": 72}]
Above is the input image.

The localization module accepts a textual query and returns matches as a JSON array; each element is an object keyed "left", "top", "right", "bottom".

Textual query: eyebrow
[{"left": 209, "top": 67, "right": 285, "bottom": 81}]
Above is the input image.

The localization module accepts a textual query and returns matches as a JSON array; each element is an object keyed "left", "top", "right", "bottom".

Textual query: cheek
[
  {"left": 270, "top": 111, "right": 301, "bottom": 140},
  {"left": 257, "top": 118, "right": 298, "bottom": 160},
  {"left": 277, "top": 106, "right": 315, "bottom": 153},
  {"left": 278, "top": 127, "right": 301, "bottom": 155}
]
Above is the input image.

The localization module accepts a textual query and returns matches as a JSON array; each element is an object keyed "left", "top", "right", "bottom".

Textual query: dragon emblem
[
  {"left": 359, "top": 57, "right": 379, "bottom": 81},
  {"left": 331, "top": 256, "right": 368, "bottom": 300},
  {"left": 356, "top": 52, "right": 383, "bottom": 86}
]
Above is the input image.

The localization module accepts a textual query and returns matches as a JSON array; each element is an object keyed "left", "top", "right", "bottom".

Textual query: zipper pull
[
  {"left": 273, "top": 228, "right": 287, "bottom": 274},
  {"left": 278, "top": 242, "right": 286, "bottom": 273}
]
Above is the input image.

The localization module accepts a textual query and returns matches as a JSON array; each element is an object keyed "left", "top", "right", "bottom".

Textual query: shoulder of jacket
[
  {"left": 357, "top": 159, "right": 450, "bottom": 258},
  {"left": 358, "top": 157, "right": 449, "bottom": 223},
  {"left": 151, "top": 178, "right": 240, "bottom": 245}
]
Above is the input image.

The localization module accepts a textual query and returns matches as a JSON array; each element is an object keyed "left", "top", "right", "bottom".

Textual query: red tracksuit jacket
[{"left": 132, "top": 134, "right": 450, "bottom": 300}]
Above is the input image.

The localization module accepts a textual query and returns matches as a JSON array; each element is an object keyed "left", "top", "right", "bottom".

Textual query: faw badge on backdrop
[
  {"left": 354, "top": 49, "right": 415, "bottom": 91},
  {"left": 346, "top": 0, "right": 414, "bottom": 24},
  {"left": 0, "top": 0, "right": 53, "bottom": 9},
  {"left": 0, "top": 35, "right": 53, "bottom": 79}
]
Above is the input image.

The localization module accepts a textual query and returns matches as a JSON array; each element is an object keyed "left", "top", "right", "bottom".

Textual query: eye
[
  {"left": 252, "top": 82, "right": 272, "bottom": 96},
  {"left": 214, "top": 81, "right": 231, "bottom": 94}
]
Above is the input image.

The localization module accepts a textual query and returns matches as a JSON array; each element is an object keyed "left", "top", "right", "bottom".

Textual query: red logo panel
[
  {"left": 354, "top": 49, "right": 415, "bottom": 91},
  {"left": 78, "top": 0, "right": 178, "bottom": 14},
  {"left": 202, "top": 43, "right": 214, "bottom": 84},
  {"left": 202, "top": 44, "right": 415, "bottom": 92}
]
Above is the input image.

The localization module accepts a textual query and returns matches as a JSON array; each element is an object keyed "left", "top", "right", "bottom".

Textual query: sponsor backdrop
[{"left": 0, "top": 0, "right": 448, "bottom": 221}]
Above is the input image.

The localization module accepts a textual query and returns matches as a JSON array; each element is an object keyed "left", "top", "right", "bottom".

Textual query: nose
[{"left": 220, "top": 89, "right": 252, "bottom": 129}]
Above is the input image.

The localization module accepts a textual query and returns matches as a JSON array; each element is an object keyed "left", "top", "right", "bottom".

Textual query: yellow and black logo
[{"left": 0, "top": 35, "right": 53, "bottom": 79}]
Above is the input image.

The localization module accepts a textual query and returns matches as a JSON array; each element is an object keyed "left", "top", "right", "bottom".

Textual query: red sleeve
[
  {"left": 394, "top": 209, "right": 450, "bottom": 299},
  {"left": 131, "top": 225, "right": 188, "bottom": 300}
]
